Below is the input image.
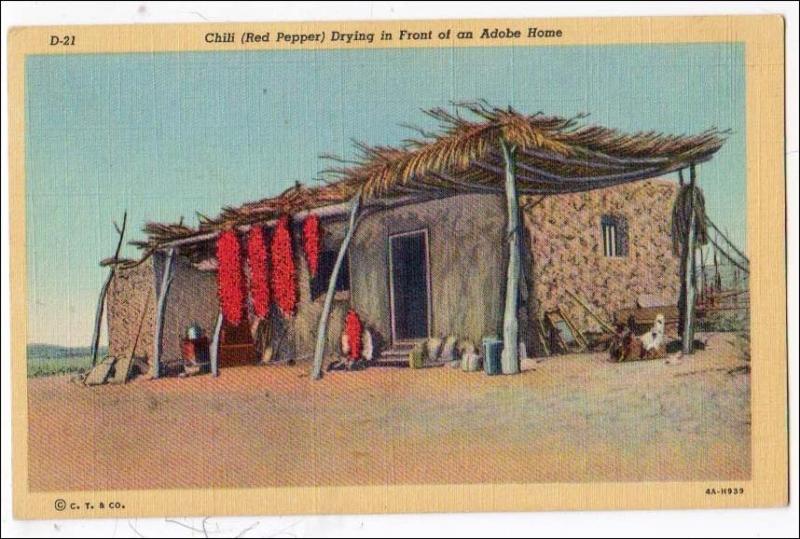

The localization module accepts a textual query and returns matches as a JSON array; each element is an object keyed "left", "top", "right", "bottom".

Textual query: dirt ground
[{"left": 27, "top": 332, "right": 750, "bottom": 491}]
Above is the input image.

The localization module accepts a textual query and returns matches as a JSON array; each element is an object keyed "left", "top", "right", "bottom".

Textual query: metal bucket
[
  {"left": 482, "top": 337, "right": 503, "bottom": 375},
  {"left": 186, "top": 323, "right": 204, "bottom": 340}
]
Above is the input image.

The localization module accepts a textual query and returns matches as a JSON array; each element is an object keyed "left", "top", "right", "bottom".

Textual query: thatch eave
[{"left": 123, "top": 102, "right": 726, "bottom": 259}]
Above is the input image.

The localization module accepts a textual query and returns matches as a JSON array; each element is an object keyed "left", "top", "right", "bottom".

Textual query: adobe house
[{"left": 98, "top": 104, "right": 725, "bottom": 380}]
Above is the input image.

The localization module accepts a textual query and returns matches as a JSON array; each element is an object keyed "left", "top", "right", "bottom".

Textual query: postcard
[{"left": 8, "top": 15, "right": 787, "bottom": 519}]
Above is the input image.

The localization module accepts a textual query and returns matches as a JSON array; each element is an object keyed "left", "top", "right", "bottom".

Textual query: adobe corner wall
[
  {"left": 106, "top": 259, "right": 157, "bottom": 362},
  {"left": 525, "top": 179, "right": 680, "bottom": 334}
]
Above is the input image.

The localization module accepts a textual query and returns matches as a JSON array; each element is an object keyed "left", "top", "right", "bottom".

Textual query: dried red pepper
[
  {"left": 246, "top": 226, "right": 270, "bottom": 319},
  {"left": 302, "top": 214, "right": 321, "bottom": 277},
  {"left": 216, "top": 229, "right": 245, "bottom": 325},
  {"left": 345, "top": 309, "right": 362, "bottom": 361},
  {"left": 270, "top": 215, "right": 297, "bottom": 317}
]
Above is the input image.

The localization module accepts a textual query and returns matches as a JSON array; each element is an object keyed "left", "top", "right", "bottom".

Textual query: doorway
[{"left": 389, "top": 229, "right": 431, "bottom": 343}]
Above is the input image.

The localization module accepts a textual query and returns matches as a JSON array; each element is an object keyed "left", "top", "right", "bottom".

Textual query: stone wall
[
  {"left": 106, "top": 259, "right": 157, "bottom": 362},
  {"left": 524, "top": 179, "right": 680, "bottom": 335}
]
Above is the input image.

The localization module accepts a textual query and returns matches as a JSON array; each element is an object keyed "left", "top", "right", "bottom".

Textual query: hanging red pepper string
[
  {"left": 302, "top": 214, "right": 321, "bottom": 277},
  {"left": 270, "top": 215, "right": 297, "bottom": 317},
  {"left": 216, "top": 229, "right": 245, "bottom": 325},
  {"left": 345, "top": 309, "right": 362, "bottom": 361},
  {"left": 247, "top": 226, "right": 270, "bottom": 319}
]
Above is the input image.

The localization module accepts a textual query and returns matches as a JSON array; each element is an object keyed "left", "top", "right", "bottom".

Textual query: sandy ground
[{"left": 27, "top": 333, "right": 750, "bottom": 491}]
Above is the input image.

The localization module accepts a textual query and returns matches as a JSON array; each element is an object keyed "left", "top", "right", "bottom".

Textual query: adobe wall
[
  {"left": 349, "top": 193, "right": 507, "bottom": 347},
  {"left": 108, "top": 179, "right": 679, "bottom": 365},
  {"left": 160, "top": 254, "right": 219, "bottom": 365},
  {"left": 271, "top": 219, "right": 350, "bottom": 361},
  {"left": 106, "top": 259, "right": 157, "bottom": 362}
]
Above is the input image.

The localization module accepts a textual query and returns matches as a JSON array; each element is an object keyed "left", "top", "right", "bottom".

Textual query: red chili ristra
[
  {"left": 247, "top": 226, "right": 270, "bottom": 319},
  {"left": 270, "top": 215, "right": 297, "bottom": 317},
  {"left": 216, "top": 229, "right": 245, "bottom": 325}
]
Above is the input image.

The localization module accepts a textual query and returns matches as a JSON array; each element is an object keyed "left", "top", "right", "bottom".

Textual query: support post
[
  {"left": 311, "top": 190, "right": 362, "bottom": 380},
  {"left": 91, "top": 211, "right": 127, "bottom": 367},
  {"left": 151, "top": 248, "right": 176, "bottom": 378},
  {"left": 681, "top": 164, "right": 698, "bottom": 355},
  {"left": 500, "top": 139, "right": 521, "bottom": 375},
  {"left": 210, "top": 312, "right": 223, "bottom": 377},
  {"left": 90, "top": 276, "right": 113, "bottom": 367}
]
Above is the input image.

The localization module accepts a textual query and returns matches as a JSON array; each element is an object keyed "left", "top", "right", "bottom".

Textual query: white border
[{"left": 2, "top": 2, "right": 797, "bottom": 537}]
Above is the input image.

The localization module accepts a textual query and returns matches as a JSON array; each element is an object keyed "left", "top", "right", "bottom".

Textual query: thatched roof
[{"left": 126, "top": 102, "right": 726, "bottom": 264}]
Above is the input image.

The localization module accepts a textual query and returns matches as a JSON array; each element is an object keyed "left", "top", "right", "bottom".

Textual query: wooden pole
[
  {"left": 311, "top": 190, "right": 362, "bottom": 380},
  {"left": 151, "top": 248, "right": 176, "bottom": 378},
  {"left": 681, "top": 164, "right": 698, "bottom": 355},
  {"left": 210, "top": 312, "right": 223, "bottom": 377},
  {"left": 699, "top": 248, "right": 707, "bottom": 304},
  {"left": 500, "top": 139, "right": 521, "bottom": 375},
  {"left": 91, "top": 211, "right": 127, "bottom": 367},
  {"left": 706, "top": 218, "right": 749, "bottom": 264},
  {"left": 91, "top": 276, "right": 113, "bottom": 367}
]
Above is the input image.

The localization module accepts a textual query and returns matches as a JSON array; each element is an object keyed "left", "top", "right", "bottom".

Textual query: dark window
[
  {"left": 311, "top": 250, "right": 350, "bottom": 300},
  {"left": 601, "top": 215, "right": 628, "bottom": 257}
]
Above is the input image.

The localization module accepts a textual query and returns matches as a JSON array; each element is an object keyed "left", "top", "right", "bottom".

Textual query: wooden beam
[
  {"left": 479, "top": 152, "right": 712, "bottom": 191},
  {"left": 499, "top": 139, "right": 521, "bottom": 375},
  {"left": 429, "top": 171, "right": 502, "bottom": 193},
  {"left": 311, "top": 190, "right": 362, "bottom": 380},
  {"left": 706, "top": 235, "right": 750, "bottom": 274},
  {"left": 536, "top": 318, "right": 551, "bottom": 356},
  {"left": 705, "top": 217, "right": 749, "bottom": 265},
  {"left": 150, "top": 248, "right": 176, "bottom": 378},
  {"left": 514, "top": 159, "right": 663, "bottom": 184},
  {"left": 91, "top": 211, "right": 127, "bottom": 367},
  {"left": 210, "top": 312, "right": 223, "bottom": 377},
  {"left": 155, "top": 191, "right": 438, "bottom": 250},
  {"left": 484, "top": 150, "right": 666, "bottom": 185},
  {"left": 518, "top": 146, "right": 631, "bottom": 170},
  {"left": 681, "top": 164, "right": 698, "bottom": 355}
]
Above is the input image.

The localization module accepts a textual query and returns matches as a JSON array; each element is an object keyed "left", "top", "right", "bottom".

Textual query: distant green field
[
  {"left": 27, "top": 355, "right": 94, "bottom": 378},
  {"left": 27, "top": 344, "right": 104, "bottom": 378}
]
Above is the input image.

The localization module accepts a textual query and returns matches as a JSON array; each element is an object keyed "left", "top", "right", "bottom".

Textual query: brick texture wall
[{"left": 524, "top": 179, "right": 680, "bottom": 334}]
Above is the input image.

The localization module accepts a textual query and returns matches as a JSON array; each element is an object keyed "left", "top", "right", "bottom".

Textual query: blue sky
[{"left": 25, "top": 43, "right": 745, "bottom": 346}]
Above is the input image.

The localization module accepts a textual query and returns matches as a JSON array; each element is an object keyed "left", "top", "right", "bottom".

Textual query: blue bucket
[{"left": 482, "top": 337, "right": 503, "bottom": 376}]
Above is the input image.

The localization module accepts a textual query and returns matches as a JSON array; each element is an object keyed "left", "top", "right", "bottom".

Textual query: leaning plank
[
  {"left": 565, "top": 289, "right": 615, "bottom": 333},
  {"left": 150, "top": 248, "right": 176, "bottom": 379},
  {"left": 84, "top": 356, "right": 117, "bottom": 386},
  {"left": 311, "top": 190, "right": 362, "bottom": 380},
  {"left": 90, "top": 275, "right": 113, "bottom": 368},
  {"left": 536, "top": 318, "right": 551, "bottom": 357},
  {"left": 545, "top": 311, "right": 569, "bottom": 353},
  {"left": 499, "top": 139, "right": 521, "bottom": 375},
  {"left": 557, "top": 306, "right": 588, "bottom": 351},
  {"left": 90, "top": 211, "right": 127, "bottom": 367}
]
